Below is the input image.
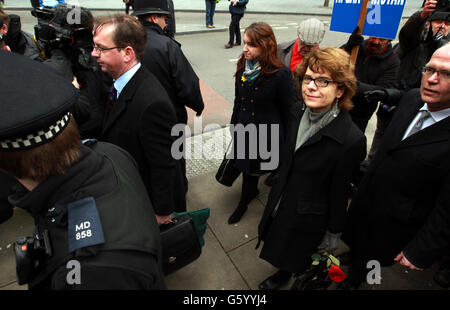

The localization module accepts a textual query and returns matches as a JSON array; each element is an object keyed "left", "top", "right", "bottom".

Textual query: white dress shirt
[
  {"left": 113, "top": 62, "right": 142, "bottom": 98},
  {"left": 402, "top": 103, "right": 450, "bottom": 140}
]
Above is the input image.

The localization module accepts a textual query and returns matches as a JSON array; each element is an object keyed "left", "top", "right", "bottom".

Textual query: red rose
[{"left": 328, "top": 265, "right": 346, "bottom": 282}]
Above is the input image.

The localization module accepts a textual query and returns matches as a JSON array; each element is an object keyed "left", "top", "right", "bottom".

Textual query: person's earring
[{"left": 333, "top": 98, "right": 339, "bottom": 117}]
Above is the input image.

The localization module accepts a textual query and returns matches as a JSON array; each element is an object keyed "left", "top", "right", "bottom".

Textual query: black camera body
[
  {"left": 30, "top": 2, "right": 96, "bottom": 84},
  {"left": 32, "top": 7, "right": 73, "bottom": 54},
  {"left": 436, "top": 0, "right": 450, "bottom": 11},
  {"left": 424, "top": 0, "right": 450, "bottom": 10},
  {"left": 31, "top": 5, "right": 93, "bottom": 59},
  {"left": 14, "top": 230, "right": 52, "bottom": 285},
  {"left": 30, "top": 1, "right": 94, "bottom": 62}
]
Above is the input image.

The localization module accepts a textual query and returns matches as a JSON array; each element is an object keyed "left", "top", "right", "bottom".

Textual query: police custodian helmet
[
  {"left": 132, "top": 0, "right": 171, "bottom": 17},
  {"left": 0, "top": 50, "right": 78, "bottom": 151}
]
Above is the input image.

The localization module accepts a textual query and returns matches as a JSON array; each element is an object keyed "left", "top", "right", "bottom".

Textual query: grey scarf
[{"left": 295, "top": 103, "right": 340, "bottom": 152}]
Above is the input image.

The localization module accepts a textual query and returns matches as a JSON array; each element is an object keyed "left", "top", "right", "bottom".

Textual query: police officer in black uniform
[
  {"left": 165, "top": 0, "right": 175, "bottom": 38},
  {"left": 133, "top": 0, "right": 204, "bottom": 192},
  {"left": 133, "top": 0, "right": 204, "bottom": 126},
  {"left": 0, "top": 50, "right": 166, "bottom": 290}
]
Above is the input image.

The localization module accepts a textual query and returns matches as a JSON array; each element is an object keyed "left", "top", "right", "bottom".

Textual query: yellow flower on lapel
[{"left": 241, "top": 75, "right": 247, "bottom": 82}]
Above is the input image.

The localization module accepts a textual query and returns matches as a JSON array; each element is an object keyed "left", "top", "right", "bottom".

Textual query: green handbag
[{"left": 175, "top": 208, "right": 210, "bottom": 247}]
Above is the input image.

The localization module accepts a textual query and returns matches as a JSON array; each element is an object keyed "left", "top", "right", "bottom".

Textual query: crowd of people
[{"left": 0, "top": 0, "right": 449, "bottom": 290}]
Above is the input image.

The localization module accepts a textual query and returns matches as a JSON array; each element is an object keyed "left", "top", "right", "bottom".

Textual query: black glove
[
  {"left": 364, "top": 88, "right": 404, "bottom": 113},
  {"left": 364, "top": 89, "right": 387, "bottom": 104},
  {"left": 317, "top": 231, "right": 341, "bottom": 255},
  {"left": 345, "top": 27, "right": 364, "bottom": 53}
]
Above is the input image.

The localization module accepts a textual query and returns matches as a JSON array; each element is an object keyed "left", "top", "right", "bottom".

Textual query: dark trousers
[
  {"left": 228, "top": 13, "right": 243, "bottom": 45},
  {"left": 205, "top": 0, "right": 216, "bottom": 26},
  {"left": 125, "top": 0, "right": 134, "bottom": 15},
  {"left": 240, "top": 173, "right": 259, "bottom": 204},
  {"left": 125, "top": 4, "right": 133, "bottom": 15}
]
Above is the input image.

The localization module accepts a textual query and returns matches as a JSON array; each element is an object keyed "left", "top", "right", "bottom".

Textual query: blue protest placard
[{"left": 330, "top": 0, "right": 406, "bottom": 39}]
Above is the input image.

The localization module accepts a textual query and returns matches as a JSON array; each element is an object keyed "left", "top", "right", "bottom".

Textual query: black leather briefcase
[{"left": 160, "top": 213, "right": 202, "bottom": 275}]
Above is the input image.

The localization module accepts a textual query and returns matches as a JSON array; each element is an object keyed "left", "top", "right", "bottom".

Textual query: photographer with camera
[
  {"left": 31, "top": 2, "right": 111, "bottom": 139},
  {"left": 397, "top": 0, "right": 449, "bottom": 90},
  {"left": 366, "top": 1, "right": 450, "bottom": 110},
  {"left": 357, "top": 1, "right": 449, "bottom": 169},
  {"left": 0, "top": 50, "right": 166, "bottom": 290},
  {"left": 3, "top": 13, "right": 41, "bottom": 61}
]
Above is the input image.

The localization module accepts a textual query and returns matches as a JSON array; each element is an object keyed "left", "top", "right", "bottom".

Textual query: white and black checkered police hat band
[{"left": 0, "top": 113, "right": 71, "bottom": 151}]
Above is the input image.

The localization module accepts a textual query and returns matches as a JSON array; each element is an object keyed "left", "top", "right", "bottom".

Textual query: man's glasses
[
  {"left": 93, "top": 45, "right": 125, "bottom": 54},
  {"left": 302, "top": 75, "right": 340, "bottom": 88},
  {"left": 421, "top": 66, "right": 450, "bottom": 80}
]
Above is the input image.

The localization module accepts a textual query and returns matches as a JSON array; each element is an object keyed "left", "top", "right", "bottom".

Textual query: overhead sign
[{"left": 330, "top": 0, "right": 406, "bottom": 39}]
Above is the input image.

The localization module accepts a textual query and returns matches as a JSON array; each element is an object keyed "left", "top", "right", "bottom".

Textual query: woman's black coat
[
  {"left": 230, "top": 67, "right": 297, "bottom": 174},
  {"left": 257, "top": 104, "right": 367, "bottom": 273}
]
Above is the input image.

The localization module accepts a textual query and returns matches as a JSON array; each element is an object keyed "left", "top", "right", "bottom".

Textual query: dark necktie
[
  {"left": 107, "top": 86, "right": 117, "bottom": 117},
  {"left": 405, "top": 110, "right": 431, "bottom": 139}
]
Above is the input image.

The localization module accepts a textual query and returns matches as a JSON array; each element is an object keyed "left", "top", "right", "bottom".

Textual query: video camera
[
  {"left": 420, "top": 1, "right": 450, "bottom": 52},
  {"left": 422, "top": 0, "right": 450, "bottom": 10},
  {"left": 30, "top": 0, "right": 93, "bottom": 63},
  {"left": 13, "top": 230, "right": 52, "bottom": 285},
  {"left": 436, "top": 0, "right": 450, "bottom": 11}
]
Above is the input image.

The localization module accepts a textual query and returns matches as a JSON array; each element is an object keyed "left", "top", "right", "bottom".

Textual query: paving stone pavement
[{"left": 1, "top": 120, "right": 447, "bottom": 291}]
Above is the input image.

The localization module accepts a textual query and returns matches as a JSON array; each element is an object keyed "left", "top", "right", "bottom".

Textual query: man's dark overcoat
[
  {"left": 344, "top": 89, "right": 450, "bottom": 269},
  {"left": 141, "top": 21, "right": 204, "bottom": 125},
  {"left": 100, "top": 65, "right": 186, "bottom": 216}
]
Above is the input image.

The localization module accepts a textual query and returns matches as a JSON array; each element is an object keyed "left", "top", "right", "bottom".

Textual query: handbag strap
[{"left": 225, "top": 138, "right": 234, "bottom": 159}]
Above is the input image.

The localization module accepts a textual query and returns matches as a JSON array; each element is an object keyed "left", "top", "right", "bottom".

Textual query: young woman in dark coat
[
  {"left": 228, "top": 22, "right": 297, "bottom": 224},
  {"left": 257, "top": 47, "right": 367, "bottom": 290}
]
